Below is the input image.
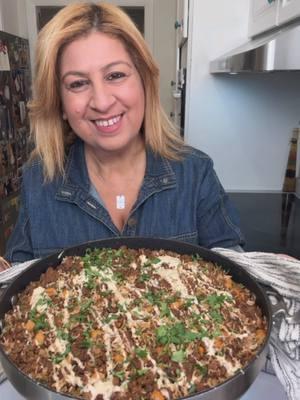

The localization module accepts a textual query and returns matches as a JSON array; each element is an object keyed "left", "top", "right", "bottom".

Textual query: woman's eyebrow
[
  {"left": 61, "top": 61, "right": 133, "bottom": 81},
  {"left": 102, "top": 60, "right": 133, "bottom": 71}
]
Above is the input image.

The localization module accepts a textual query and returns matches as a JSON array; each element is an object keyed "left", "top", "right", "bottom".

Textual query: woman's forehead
[{"left": 59, "top": 32, "right": 135, "bottom": 75}]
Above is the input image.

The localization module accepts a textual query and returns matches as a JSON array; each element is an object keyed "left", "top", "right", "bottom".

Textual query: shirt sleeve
[{"left": 196, "top": 158, "right": 245, "bottom": 249}]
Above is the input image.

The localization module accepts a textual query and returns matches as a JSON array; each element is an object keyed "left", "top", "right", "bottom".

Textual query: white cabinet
[
  {"left": 175, "top": 0, "right": 189, "bottom": 45},
  {"left": 248, "top": 0, "right": 277, "bottom": 37},
  {"left": 248, "top": 0, "right": 300, "bottom": 37},
  {"left": 277, "top": 0, "right": 300, "bottom": 25}
]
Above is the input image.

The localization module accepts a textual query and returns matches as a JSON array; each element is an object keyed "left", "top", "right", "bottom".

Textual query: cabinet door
[
  {"left": 277, "top": 0, "right": 300, "bottom": 25},
  {"left": 175, "top": 0, "right": 189, "bottom": 45},
  {"left": 248, "top": 0, "right": 278, "bottom": 37}
]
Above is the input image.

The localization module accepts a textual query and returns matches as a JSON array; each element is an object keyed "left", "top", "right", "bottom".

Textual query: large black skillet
[{"left": 0, "top": 237, "right": 272, "bottom": 400}]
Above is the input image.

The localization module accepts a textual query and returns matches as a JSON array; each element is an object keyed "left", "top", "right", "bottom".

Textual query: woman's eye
[
  {"left": 106, "top": 72, "right": 126, "bottom": 81},
  {"left": 67, "top": 80, "right": 89, "bottom": 91}
]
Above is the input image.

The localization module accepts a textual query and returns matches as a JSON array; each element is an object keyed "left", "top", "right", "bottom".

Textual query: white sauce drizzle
[{"left": 30, "top": 287, "right": 45, "bottom": 309}]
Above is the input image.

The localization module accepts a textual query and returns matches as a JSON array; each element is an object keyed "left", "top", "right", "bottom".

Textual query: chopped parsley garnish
[
  {"left": 103, "top": 314, "right": 119, "bottom": 324},
  {"left": 149, "top": 257, "right": 161, "bottom": 264},
  {"left": 138, "top": 273, "right": 151, "bottom": 282},
  {"left": 195, "top": 363, "right": 208, "bottom": 376},
  {"left": 81, "top": 330, "right": 93, "bottom": 349},
  {"left": 135, "top": 347, "right": 148, "bottom": 358},
  {"left": 156, "top": 322, "right": 205, "bottom": 346},
  {"left": 210, "top": 310, "right": 223, "bottom": 323},
  {"left": 206, "top": 293, "right": 231, "bottom": 309},
  {"left": 112, "top": 370, "right": 126, "bottom": 381},
  {"left": 171, "top": 349, "right": 186, "bottom": 363}
]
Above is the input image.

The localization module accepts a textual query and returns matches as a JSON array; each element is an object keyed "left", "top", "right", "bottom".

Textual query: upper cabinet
[
  {"left": 248, "top": 0, "right": 277, "bottom": 37},
  {"left": 248, "top": 0, "right": 300, "bottom": 37},
  {"left": 175, "top": 0, "right": 189, "bottom": 45},
  {"left": 277, "top": 0, "right": 300, "bottom": 25}
]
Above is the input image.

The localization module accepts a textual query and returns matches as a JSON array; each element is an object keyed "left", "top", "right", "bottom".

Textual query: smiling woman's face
[{"left": 59, "top": 31, "right": 145, "bottom": 154}]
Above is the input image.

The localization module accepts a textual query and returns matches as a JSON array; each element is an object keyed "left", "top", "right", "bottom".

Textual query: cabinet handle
[{"left": 174, "top": 20, "right": 182, "bottom": 29}]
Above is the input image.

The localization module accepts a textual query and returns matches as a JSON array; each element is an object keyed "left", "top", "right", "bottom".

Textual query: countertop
[
  {"left": 229, "top": 192, "right": 300, "bottom": 259},
  {"left": 0, "top": 372, "right": 288, "bottom": 399}
]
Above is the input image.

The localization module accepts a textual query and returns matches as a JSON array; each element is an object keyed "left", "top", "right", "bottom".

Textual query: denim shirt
[{"left": 5, "top": 139, "right": 244, "bottom": 262}]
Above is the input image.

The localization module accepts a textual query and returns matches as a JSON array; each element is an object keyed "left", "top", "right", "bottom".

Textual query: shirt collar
[{"left": 59, "top": 138, "right": 176, "bottom": 197}]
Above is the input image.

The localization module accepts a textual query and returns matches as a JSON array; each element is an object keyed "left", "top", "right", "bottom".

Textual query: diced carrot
[
  {"left": 91, "top": 329, "right": 102, "bottom": 339},
  {"left": 24, "top": 320, "right": 35, "bottom": 331},
  {"left": 61, "top": 289, "right": 69, "bottom": 299},
  {"left": 231, "top": 288, "right": 245, "bottom": 300},
  {"left": 45, "top": 287, "right": 57, "bottom": 297},
  {"left": 155, "top": 346, "right": 164, "bottom": 355},
  {"left": 214, "top": 337, "right": 224, "bottom": 350},
  {"left": 255, "top": 329, "right": 265, "bottom": 342},
  {"left": 170, "top": 299, "right": 183, "bottom": 309},
  {"left": 35, "top": 331, "right": 45, "bottom": 345},
  {"left": 113, "top": 353, "right": 125, "bottom": 364},
  {"left": 198, "top": 345, "right": 206, "bottom": 357},
  {"left": 144, "top": 305, "right": 154, "bottom": 313},
  {"left": 224, "top": 276, "right": 233, "bottom": 289},
  {"left": 150, "top": 389, "right": 165, "bottom": 400}
]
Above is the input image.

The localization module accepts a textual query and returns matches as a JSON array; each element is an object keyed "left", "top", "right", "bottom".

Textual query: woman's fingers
[{"left": 0, "top": 257, "right": 11, "bottom": 272}]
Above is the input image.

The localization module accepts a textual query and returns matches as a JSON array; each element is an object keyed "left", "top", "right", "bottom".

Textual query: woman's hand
[{"left": 0, "top": 257, "right": 11, "bottom": 272}]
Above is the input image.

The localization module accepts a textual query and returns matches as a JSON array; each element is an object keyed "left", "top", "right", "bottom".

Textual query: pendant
[{"left": 116, "top": 195, "right": 126, "bottom": 209}]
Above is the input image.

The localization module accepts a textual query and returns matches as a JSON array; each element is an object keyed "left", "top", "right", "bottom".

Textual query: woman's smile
[
  {"left": 94, "top": 113, "right": 122, "bottom": 128},
  {"left": 92, "top": 113, "right": 124, "bottom": 134}
]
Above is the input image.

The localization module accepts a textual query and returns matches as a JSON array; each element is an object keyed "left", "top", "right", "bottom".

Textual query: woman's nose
[{"left": 89, "top": 82, "right": 116, "bottom": 112}]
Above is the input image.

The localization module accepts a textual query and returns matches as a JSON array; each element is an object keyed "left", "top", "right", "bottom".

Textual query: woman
[{"left": 4, "top": 2, "right": 244, "bottom": 263}]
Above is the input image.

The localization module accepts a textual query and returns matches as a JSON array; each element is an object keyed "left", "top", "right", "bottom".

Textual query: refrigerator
[{"left": 0, "top": 31, "right": 31, "bottom": 255}]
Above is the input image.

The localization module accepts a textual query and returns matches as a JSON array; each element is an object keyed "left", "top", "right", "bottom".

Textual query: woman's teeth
[{"left": 95, "top": 114, "right": 121, "bottom": 127}]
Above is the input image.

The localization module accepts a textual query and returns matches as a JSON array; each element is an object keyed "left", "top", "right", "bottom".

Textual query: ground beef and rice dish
[{"left": 0, "top": 247, "right": 267, "bottom": 400}]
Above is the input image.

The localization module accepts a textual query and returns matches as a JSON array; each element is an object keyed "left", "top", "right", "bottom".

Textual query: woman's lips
[{"left": 93, "top": 113, "right": 123, "bottom": 134}]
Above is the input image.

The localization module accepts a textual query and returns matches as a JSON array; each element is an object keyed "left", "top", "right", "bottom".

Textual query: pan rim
[{"left": 0, "top": 237, "right": 272, "bottom": 400}]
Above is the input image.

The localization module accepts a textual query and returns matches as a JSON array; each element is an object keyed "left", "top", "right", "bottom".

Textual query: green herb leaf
[
  {"left": 210, "top": 310, "right": 223, "bottom": 323},
  {"left": 150, "top": 257, "right": 161, "bottom": 264},
  {"left": 113, "top": 370, "right": 125, "bottom": 381},
  {"left": 189, "top": 383, "right": 197, "bottom": 394},
  {"left": 135, "top": 347, "right": 148, "bottom": 358},
  {"left": 139, "top": 273, "right": 151, "bottom": 282},
  {"left": 160, "top": 302, "right": 171, "bottom": 318},
  {"left": 136, "top": 368, "right": 148, "bottom": 377},
  {"left": 156, "top": 323, "right": 203, "bottom": 345},
  {"left": 195, "top": 363, "right": 208, "bottom": 376},
  {"left": 171, "top": 350, "right": 186, "bottom": 363},
  {"left": 206, "top": 293, "right": 228, "bottom": 309},
  {"left": 103, "top": 314, "right": 119, "bottom": 324}
]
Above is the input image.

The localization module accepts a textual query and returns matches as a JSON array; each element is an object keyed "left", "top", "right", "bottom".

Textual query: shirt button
[{"left": 127, "top": 217, "right": 137, "bottom": 227}]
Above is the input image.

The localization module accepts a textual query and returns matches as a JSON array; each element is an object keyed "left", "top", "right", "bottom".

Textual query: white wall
[{"left": 186, "top": 0, "right": 300, "bottom": 192}]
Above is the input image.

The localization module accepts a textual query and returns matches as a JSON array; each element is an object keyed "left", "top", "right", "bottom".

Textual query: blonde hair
[{"left": 29, "top": 2, "right": 184, "bottom": 181}]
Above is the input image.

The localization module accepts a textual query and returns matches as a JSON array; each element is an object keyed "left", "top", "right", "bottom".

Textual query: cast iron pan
[{"left": 0, "top": 237, "right": 272, "bottom": 400}]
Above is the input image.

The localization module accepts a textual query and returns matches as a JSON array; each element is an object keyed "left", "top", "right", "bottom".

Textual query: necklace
[{"left": 116, "top": 195, "right": 126, "bottom": 210}]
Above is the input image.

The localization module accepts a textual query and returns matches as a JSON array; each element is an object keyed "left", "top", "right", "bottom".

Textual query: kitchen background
[{"left": 0, "top": 0, "right": 299, "bottom": 258}]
